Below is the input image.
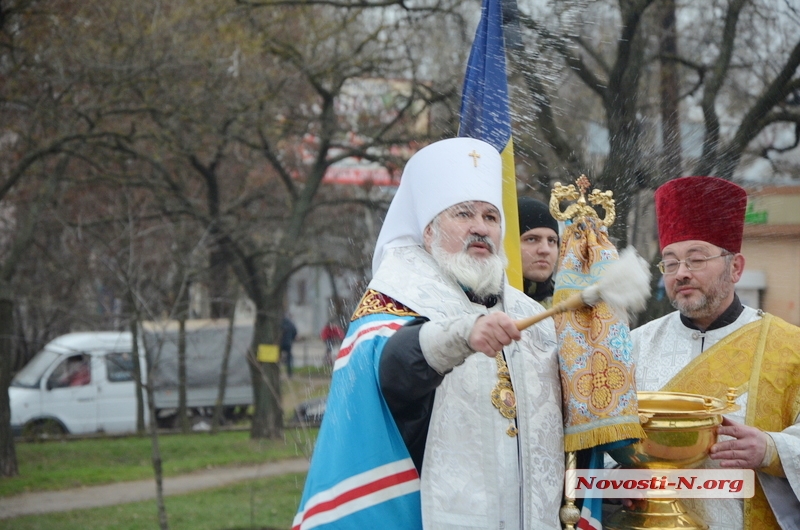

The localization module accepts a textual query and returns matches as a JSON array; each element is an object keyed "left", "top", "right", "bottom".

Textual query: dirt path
[{"left": 0, "top": 458, "right": 310, "bottom": 520}]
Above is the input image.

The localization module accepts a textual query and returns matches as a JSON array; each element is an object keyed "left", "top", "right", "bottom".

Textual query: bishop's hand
[{"left": 468, "top": 313, "right": 521, "bottom": 357}]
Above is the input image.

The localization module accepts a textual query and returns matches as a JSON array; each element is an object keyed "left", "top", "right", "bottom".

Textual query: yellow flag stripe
[{"left": 501, "top": 139, "right": 522, "bottom": 290}]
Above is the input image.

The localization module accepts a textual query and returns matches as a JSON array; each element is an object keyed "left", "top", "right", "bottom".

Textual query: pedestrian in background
[
  {"left": 320, "top": 319, "right": 345, "bottom": 367},
  {"left": 280, "top": 315, "right": 298, "bottom": 378}
]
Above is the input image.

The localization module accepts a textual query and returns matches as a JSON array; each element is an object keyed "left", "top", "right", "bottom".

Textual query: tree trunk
[
  {"left": 0, "top": 284, "right": 19, "bottom": 478},
  {"left": 659, "top": 0, "right": 682, "bottom": 181},
  {"left": 249, "top": 306, "right": 283, "bottom": 439},
  {"left": 177, "top": 317, "right": 189, "bottom": 433},
  {"left": 600, "top": 118, "right": 641, "bottom": 248},
  {"left": 208, "top": 249, "right": 230, "bottom": 319},
  {"left": 211, "top": 307, "right": 236, "bottom": 434},
  {"left": 599, "top": 3, "right": 648, "bottom": 248},
  {"left": 0, "top": 163, "right": 59, "bottom": 476},
  {"left": 144, "top": 348, "right": 170, "bottom": 530},
  {"left": 130, "top": 317, "right": 146, "bottom": 434}
]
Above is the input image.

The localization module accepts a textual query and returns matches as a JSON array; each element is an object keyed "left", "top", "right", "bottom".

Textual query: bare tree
[
  {"left": 659, "top": 0, "right": 682, "bottom": 180},
  {"left": 505, "top": 0, "right": 800, "bottom": 244},
  {"left": 78, "top": 191, "right": 199, "bottom": 530},
  {"left": 90, "top": 1, "right": 460, "bottom": 438},
  {"left": 0, "top": 0, "right": 156, "bottom": 471}
]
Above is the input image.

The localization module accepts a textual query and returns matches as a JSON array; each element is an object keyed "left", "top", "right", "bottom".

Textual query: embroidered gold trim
[{"left": 350, "top": 289, "right": 419, "bottom": 321}]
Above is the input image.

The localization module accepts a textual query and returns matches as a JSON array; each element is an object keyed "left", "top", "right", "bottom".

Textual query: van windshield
[{"left": 11, "top": 350, "right": 61, "bottom": 388}]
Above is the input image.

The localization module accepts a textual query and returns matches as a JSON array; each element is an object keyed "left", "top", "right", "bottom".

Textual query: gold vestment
[{"left": 661, "top": 313, "right": 800, "bottom": 530}]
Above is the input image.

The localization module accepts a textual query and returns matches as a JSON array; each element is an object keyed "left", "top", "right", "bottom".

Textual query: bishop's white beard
[{"left": 430, "top": 233, "right": 507, "bottom": 298}]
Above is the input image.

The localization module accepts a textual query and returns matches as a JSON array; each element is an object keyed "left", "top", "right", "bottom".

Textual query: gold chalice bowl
[{"left": 604, "top": 390, "right": 739, "bottom": 530}]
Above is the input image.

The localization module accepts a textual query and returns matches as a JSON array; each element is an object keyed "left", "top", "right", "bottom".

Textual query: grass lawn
[
  {"left": 0, "top": 472, "right": 307, "bottom": 530},
  {"left": 1, "top": 427, "right": 319, "bottom": 498},
  {"left": 2, "top": 370, "right": 328, "bottom": 498},
  {"left": 0, "top": 370, "right": 326, "bottom": 529}
]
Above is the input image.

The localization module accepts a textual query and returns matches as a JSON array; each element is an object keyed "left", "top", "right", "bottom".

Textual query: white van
[
  {"left": 10, "top": 322, "right": 255, "bottom": 438},
  {"left": 10, "top": 332, "right": 142, "bottom": 437}
]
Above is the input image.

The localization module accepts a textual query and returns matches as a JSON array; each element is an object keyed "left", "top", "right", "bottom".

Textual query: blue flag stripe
[{"left": 459, "top": 0, "right": 512, "bottom": 153}]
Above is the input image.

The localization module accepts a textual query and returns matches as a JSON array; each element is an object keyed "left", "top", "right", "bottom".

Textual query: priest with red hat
[{"left": 631, "top": 176, "right": 800, "bottom": 529}]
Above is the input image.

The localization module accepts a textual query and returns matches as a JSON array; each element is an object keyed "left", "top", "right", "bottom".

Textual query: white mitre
[{"left": 371, "top": 137, "right": 504, "bottom": 275}]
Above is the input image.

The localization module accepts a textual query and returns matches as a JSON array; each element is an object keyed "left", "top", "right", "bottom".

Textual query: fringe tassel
[{"left": 564, "top": 423, "right": 645, "bottom": 453}]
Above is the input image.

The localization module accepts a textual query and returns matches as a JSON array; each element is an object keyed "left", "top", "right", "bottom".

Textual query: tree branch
[
  {"left": 695, "top": 0, "right": 747, "bottom": 175},
  {"left": 236, "top": 0, "right": 432, "bottom": 10},
  {"left": 714, "top": 37, "right": 800, "bottom": 179},
  {"left": 518, "top": 14, "right": 608, "bottom": 99}
]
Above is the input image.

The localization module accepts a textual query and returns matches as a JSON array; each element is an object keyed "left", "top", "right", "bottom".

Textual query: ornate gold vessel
[{"left": 604, "top": 390, "right": 739, "bottom": 530}]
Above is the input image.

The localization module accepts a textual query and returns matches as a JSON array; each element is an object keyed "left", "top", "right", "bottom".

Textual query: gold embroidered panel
[{"left": 350, "top": 289, "right": 420, "bottom": 321}]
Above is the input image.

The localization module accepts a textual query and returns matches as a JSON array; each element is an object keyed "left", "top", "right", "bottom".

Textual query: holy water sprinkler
[{"left": 515, "top": 240, "right": 651, "bottom": 331}]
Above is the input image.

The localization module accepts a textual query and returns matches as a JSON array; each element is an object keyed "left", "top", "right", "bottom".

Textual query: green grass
[
  {"left": 291, "top": 365, "right": 331, "bottom": 379},
  {"left": 1, "top": 428, "right": 318, "bottom": 497},
  {"left": 0, "top": 472, "right": 307, "bottom": 530}
]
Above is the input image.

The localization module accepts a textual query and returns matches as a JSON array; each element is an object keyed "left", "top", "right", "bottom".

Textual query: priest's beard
[
  {"left": 670, "top": 267, "right": 734, "bottom": 320},
  {"left": 430, "top": 232, "right": 507, "bottom": 298}
]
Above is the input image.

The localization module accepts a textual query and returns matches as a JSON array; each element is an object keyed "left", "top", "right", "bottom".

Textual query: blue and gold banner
[
  {"left": 554, "top": 216, "right": 644, "bottom": 452},
  {"left": 459, "top": 0, "right": 522, "bottom": 289}
]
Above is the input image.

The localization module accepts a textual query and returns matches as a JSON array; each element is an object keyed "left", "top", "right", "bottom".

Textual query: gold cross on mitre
[{"left": 468, "top": 150, "right": 480, "bottom": 167}]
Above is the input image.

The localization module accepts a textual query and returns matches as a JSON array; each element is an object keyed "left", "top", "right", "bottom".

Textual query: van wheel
[{"left": 23, "top": 419, "right": 66, "bottom": 441}]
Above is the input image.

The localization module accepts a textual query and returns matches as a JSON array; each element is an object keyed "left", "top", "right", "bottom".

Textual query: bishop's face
[
  {"left": 423, "top": 201, "right": 506, "bottom": 298},
  {"left": 424, "top": 201, "right": 503, "bottom": 260}
]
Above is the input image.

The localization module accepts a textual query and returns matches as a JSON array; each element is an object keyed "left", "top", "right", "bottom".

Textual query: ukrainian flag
[{"left": 459, "top": 0, "right": 522, "bottom": 289}]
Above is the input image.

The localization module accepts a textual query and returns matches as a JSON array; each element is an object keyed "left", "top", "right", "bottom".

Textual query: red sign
[{"left": 323, "top": 160, "right": 399, "bottom": 186}]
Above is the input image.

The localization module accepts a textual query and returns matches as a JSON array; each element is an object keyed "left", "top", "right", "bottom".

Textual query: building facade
[{"left": 741, "top": 186, "right": 800, "bottom": 326}]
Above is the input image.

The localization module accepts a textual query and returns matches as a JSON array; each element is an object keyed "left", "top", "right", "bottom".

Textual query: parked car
[{"left": 291, "top": 396, "right": 326, "bottom": 427}]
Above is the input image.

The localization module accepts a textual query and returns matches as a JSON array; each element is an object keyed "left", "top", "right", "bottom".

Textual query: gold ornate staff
[
  {"left": 549, "top": 174, "right": 616, "bottom": 227},
  {"left": 560, "top": 451, "right": 581, "bottom": 529}
]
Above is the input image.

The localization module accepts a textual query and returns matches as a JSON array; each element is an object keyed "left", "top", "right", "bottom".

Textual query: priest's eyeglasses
[{"left": 657, "top": 253, "right": 728, "bottom": 275}]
